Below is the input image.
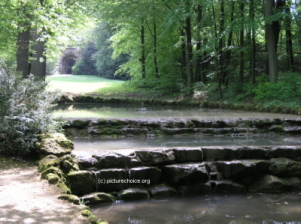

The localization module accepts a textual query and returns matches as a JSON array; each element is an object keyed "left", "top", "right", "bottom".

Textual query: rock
[
  {"left": 56, "top": 181, "right": 71, "bottom": 194},
  {"left": 213, "top": 180, "right": 247, "bottom": 193},
  {"left": 76, "top": 155, "right": 98, "bottom": 169},
  {"left": 36, "top": 133, "right": 73, "bottom": 157},
  {"left": 177, "top": 182, "right": 212, "bottom": 195},
  {"left": 173, "top": 148, "right": 203, "bottom": 162},
  {"left": 149, "top": 184, "right": 177, "bottom": 199},
  {"left": 161, "top": 163, "right": 209, "bottom": 185},
  {"left": 202, "top": 147, "right": 236, "bottom": 161},
  {"left": 134, "top": 149, "right": 175, "bottom": 165},
  {"left": 46, "top": 173, "right": 60, "bottom": 184},
  {"left": 269, "top": 146, "right": 301, "bottom": 159},
  {"left": 129, "top": 167, "right": 161, "bottom": 187},
  {"left": 38, "top": 155, "right": 60, "bottom": 172},
  {"left": 96, "top": 169, "right": 128, "bottom": 192},
  {"left": 58, "top": 194, "right": 80, "bottom": 205},
  {"left": 117, "top": 188, "right": 150, "bottom": 201},
  {"left": 283, "top": 126, "right": 301, "bottom": 134},
  {"left": 69, "top": 119, "right": 91, "bottom": 129},
  {"left": 249, "top": 175, "right": 291, "bottom": 193},
  {"left": 80, "top": 192, "right": 115, "bottom": 206},
  {"left": 67, "top": 171, "right": 95, "bottom": 195},
  {"left": 269, "top": 158, "right": 301, "bottom": 177},
  {"left": 41, "top": 166, "right": 64, "bottom": 179},
  {"left": 237, "top": 146, "right": 270, "bottom": 159},
  {"left": 59, "top": 154, "right": 79, "bottom": 173},
  {"left": 93, "top": 152, "right": 130, "bottom": 168},
  {"left": 215, "top": 160, "right": 270, "bottom": 179}
]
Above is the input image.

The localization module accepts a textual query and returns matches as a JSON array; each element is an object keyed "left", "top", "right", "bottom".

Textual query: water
[
  {"left": 72, "top": 135, "right": 301, "bottom": 156},
  {"left": 53, "top": 103, "right": 300, "bottom": 119},
  {"left": 92, "top": 193, "right": 301, "bottom": 223}
]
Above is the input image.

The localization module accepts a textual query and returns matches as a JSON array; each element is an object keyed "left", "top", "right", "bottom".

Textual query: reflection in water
[
  {"left": 72, "top": 135, "right": 301, "bottom": 155},
  {"left": 53, "top": 103, "right": 300, "bottom": 119},
  {"left": 92, "top": 193, "right": 301, "bottom": 224}
]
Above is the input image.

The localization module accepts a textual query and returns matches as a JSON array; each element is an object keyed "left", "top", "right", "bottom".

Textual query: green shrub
[
  {"left": 253, "top": 73, "right": 301, "bottom": 104},
  {"left": 0, "top": 70, "right": 63, "bottom": 156}
]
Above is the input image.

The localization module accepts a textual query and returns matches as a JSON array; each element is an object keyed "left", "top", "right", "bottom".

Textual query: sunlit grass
[{"left": 46, "top": 75, "right": 125, "bottom": 94}]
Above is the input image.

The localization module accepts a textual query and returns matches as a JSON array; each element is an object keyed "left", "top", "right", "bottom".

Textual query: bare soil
[{"left": 0, "top": 158, "right": 89, "bottom": 224}]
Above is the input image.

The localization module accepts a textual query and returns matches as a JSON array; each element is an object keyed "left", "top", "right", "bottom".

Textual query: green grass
[
  {"left": 46, "top": 74, "right": 178, "bottom": 100},
  {"left": 46, "top": 75, "right": 125, "bottom": 94}
]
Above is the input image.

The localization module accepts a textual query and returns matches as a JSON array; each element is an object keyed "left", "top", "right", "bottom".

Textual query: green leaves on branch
[{"left": 0, "top": 69, "right": 63, "bottom": 156}]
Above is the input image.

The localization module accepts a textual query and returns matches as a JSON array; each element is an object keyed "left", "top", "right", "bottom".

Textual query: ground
[{"left": 0, "top": 158, "right": 89, "bottom": 224}]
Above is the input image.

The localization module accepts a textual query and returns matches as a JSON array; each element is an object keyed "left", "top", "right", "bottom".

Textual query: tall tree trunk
[
  {"left": 265, "top": 0, "right": 278, "bottom": 83},
  {"left": 284, "top": 0, "right": 294, "bottom": 71},
  {"left": 30, "top": 31, "right": 47, "bottom": 79},
  {"left": 180, "top": 28, "right": 187, "bottom": 81},
  {"left": 16, "top": 4, "right": 31, "bottom": 78},
  {"left": 185, "top": 15, "right": 193, "bottom": 88},
  {"left": 224, "top": 1, "right": 235, "bottom": 86},
  {"left": 250, "top": 0, "right": 256, "bottom": 84},
  {"left": 218, "top": 0, "right": 225, "bottom": 98},
  {"left": 195, "top": 4, "right": 203, "bottom": 83},
  {"left": 140, "top": 22, "right": 146, "bottom": 79},
  {"left": 153, "top": 20, "right": 159, "bottom": 78},
  {"left": 239, "top": 1, "right": 245, "bottom": 84}
]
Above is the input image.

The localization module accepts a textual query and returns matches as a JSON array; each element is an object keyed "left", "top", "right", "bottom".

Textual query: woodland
[{"left": 0, "top": 0, "right": 300, "bottom": 108}]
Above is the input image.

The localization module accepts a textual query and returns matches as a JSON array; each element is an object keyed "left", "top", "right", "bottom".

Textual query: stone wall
[
  {"left": 68, "top": 145, "right": 301, "bottom": 205},
  {"left": 64, "top": 117, "right": 301, "bottom": 138}
]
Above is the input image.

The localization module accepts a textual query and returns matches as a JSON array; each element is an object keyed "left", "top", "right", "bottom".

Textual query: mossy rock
[
  {"left": 117, "top": 188, "right": 150, "bottom": 201},
  {"left": 36, "top": 133, "right": 73, "bottom": 157},
  {"left": 38, "top": 155, "right": 60, "bottom": 172},
  {"left": 47, "top": 173, "right": 61, "bottom": 185},
  {"left": 58, "top": 194, "right": 80, "bottom": 205},
  {"left": 56, "top": 181, "right": 71, "bottom": 194},
  {"left": 59, "top": 154, "right": 80, "bottom": 173},
  {"left": 67, "top": 170, "right": 95, "bottom": 195},
  {"left": 41, "top": 167, "right": 64, "bottom": 179},
  {"left": 80, "top": 192, "right": 116, "bottom": 206}
]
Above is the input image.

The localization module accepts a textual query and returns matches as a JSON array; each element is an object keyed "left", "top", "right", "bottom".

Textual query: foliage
[
  {"left": 73, "top": 42, "right": 98, "bottom": 75},
  {"left": 0, "top": 70, "right": 62, "bottom": 156},
  {"left": 253, "top": 73, "right": 301, "bottom": 104}
]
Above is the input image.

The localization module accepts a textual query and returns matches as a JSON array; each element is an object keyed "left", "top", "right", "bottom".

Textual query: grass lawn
[
  {"left": 46, "top": 74, "right": 177, "bottom": 100},
  {"left": 46, "top": 75, "right": 125, "bottom": 94}
]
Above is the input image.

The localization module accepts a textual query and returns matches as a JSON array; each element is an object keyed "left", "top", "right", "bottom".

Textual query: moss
[
  {"left": 38, "top": 155, "right": 60, "bottom": 172},
  {"left": 56, "top": 180, "right": 71, "bottom": 194},
  {"left": 47, "top": 173, "right": 60, "bottom": 184},
  {"left": 81, "top": 209, "right": 92, "bottom": 217},
  {"left": 58, "top": 194, "right": 80, "bottom": 205},
  {"left": 41, "top": 167, "right": 64, "bottom": 179}
]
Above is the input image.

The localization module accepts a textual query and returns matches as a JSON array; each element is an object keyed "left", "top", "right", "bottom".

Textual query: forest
[{"left": 0, "top": 0, "right": 301, "bottom": 107}]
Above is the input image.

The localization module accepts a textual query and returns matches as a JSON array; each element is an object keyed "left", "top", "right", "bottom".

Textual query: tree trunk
[
  {"left": 265, "top": 0, "right": 278, "bottom": 83},
  {"left": 195, "top": 4, "right": 202, "bottom": 83},
  {"left": 185, "top": 16, "right": 193, "bottom": 88},
  {"left": 180, "top": 28, "right": 187, "bottom": 81},
  {"left": 140, "top": 22, "right": 146, "bottom": 79},
  {"left": 239, "top": 1, "right": 245, "bottom": 84},
  {"left": 250, "top": 0, "right": 256, "bottom": 84},
  {"left": 218, "top": 0, "right": 225, "bottom": 98},
  {"left": 153, "top": 20, "right": 159, "bottom": 78},
  {"left": 16, "top": 5, "right": 31, "bottom": 79},
  {"left": 284, "top": 0, "right": 294, "bottom": 71},
  {"left": 30, "top": 31, "right": 47, "bottom": 79},
  {"left": 224, "top": 1, "right": 235, "bottom": 86}
]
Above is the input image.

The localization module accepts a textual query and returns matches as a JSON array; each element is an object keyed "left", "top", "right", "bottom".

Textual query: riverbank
[{"left": 0, "top": 157, "right": 89, "bottom": 224}]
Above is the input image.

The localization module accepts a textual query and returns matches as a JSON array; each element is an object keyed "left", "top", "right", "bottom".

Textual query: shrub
[
  {"left": 253, "top": 73, "right": 301, "bottom": 104},
  {"left": 0, "top": 70, "right": 63, "bottom": 156}
]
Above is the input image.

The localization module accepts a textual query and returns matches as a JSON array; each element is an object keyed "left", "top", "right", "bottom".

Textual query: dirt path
[{"left": 0, "top": 160, "right": 89, "bottom": 224}]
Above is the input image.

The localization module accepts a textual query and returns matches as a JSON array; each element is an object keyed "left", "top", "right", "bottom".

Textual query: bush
[
  {"left": 0, "top": 70, "right": 63, "bottom": 156},
  {"left": 253, "top": 73, "right": 301, "bottom": 104}
]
